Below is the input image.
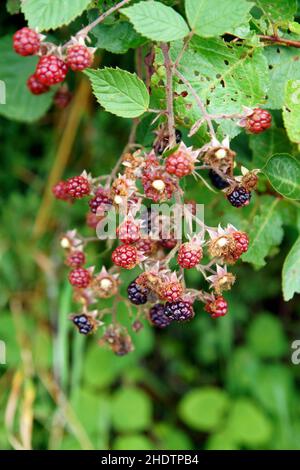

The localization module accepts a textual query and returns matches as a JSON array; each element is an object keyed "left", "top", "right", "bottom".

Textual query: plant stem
[
  {"left": 175, "top": 69, "right": 216, "bottom": 139},
  {"left": 161, "top": 43, "right": 176, "bottom": 146},
  {"left": 75, "top": 0, "right": 132, "bottom": 40},
  {"left": 259, "top": 34, "right": 300, "bottom": 48}
]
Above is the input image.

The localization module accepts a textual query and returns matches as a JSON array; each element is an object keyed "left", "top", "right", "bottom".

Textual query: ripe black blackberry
[
  {"left": 71, "top": 314, "right": 94, "bottom": 335},
  {"left": 209, "top": 170, "right": 230, "bottom": 190},
  {"left": 127, "top": 280, "right": 149, "bottom": 305},
  {"left": 149, "top": 304, "right": 172, "bottom": 328},
  {"left": 164, "top": 300, "right": 194, "bottom": 322},
  {"left": 227, "top": 186, "right": 251, "bottom": 208}
]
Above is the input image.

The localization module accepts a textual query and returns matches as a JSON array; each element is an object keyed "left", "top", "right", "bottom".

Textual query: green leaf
[
  {"left": 85, "top": 67, "right": 150, "bottom": 118},
  {"left": 282, "top": 236, "right": 300, "bottom": 301},
  {"left": 264, "top": 47, "right": 300, "bottom": 109},
  {"left": 249, "top": 129, "right": 293, "bottom": 168},
  {"left": 255, "top": 0, "right": 297, "bottom": 23},
  {"left": 170, "top": 38, "right": 269, "bottom": 120},
  {"left": 0, "top": 36, "right": 54, "bottom": 122},
  {"left": 283, "top": 80, "right": 300, "bottom": 143},
  {"left": 154, "top": 423, "right": 193, "bottom": 450},
  {"left": 21, "top": 0, "right": 91, "bottom": 31},
  {"left": 242, "top": 197, "right": 283, "bottom": 268},
  {"left": 91, "top": 20, "right": 147, "bottom": 54},
  {"left": 111, "top": 387, "right": 152, "bottom": 432},
  {"left": 122, "top": 1, "right": 190, "bottom": 42},
  {"left": 6, "top": 0, "right": 20, "bottom": 14},
  {"left": 178, "top": 387, "right": 230, "bottom": 431},
  {"left": 264, "top": 154, "right": 300, "bottom": 199},
  {"left": 185, "top": 0, "right": 253, "bottom": 38},
  {"left": 83, "top": 344, "right": 121, "bottom": 389},
  {"left": 226, "top": 399, "right": 272, "bottom": 446},
  {"left": 247, "top": 313, "right": 288, "bottom": 358},
  {"left": 113, "top": 435, "right": 153, "bottom": 451}
]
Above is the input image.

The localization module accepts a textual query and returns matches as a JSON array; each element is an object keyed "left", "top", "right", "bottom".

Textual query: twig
[
  {"left": 259, "top": 34, "right": 300, "bottom": 49},
  {"left": 174, "top": 31, "right": 195, "bottom": 68},
  {"left": 68, "top": 0, "right": 132, "bottom": 44},
  {"left": 161, "top": 43, "right": 176, "bottom": 146},
  {"left": 175, "top": 69, "right": 216, "bottom": 139}
]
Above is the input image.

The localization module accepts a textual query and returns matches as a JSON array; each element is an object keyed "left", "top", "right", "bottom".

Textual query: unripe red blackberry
[
  {"left": 27, "top": 74, "right": 50, "bottom": 95},
  {"left": 127, "top": 279, "right": 149, "bottom": 305},
  {"left": 227, "top": 186, "right": 251, "bottom": 208},
  {"left": 135, "top": 238, "right": 157, "bottom": 256},
  {"left": 164, "top": 300, "right": 194, "bottom": 322},
  {"left": 246, "top": 108, "right": 272, "bottom": 134},
  {"left": 205, "top": 296, "right": 228, "bottom": 318},
  {"left": 13, "top": 27, "right": 41, "bottom": 56},
  {"left": 89, "top": 189, "right": 112, "bottom": 214},
  {"left": 160, "top": 281, "right": 183, "bottom": 302},
  {"left": 36, "top": 55, "right": 68, "bottom": 86},
  {"left": 54, "top": 87, "right": 72, "bottom": 109},
  {"left": 52, "top": 181, "right": 72, "bottom": 201},
  {"left": 165, "top": 151, "right": 194, "bottom": 178},
  {"left": 149, "top": 303, "right": 172, "bottom": 328},
  {"left": 65, "top": 251, "right": 86, "bottom": 268},
  {"left": 177, "top": 243, "right": 203, "bottom": 269},
  {"left": 117, "top": 220, "right": 141, "bottom": 244},
  {"left": 66, "top": 45, "right": 94, "bottom": 71},
  {"left": 233, "top": 231, "right": 249, "bottom": 256},
  {"left": 68, "top": 267, "right": 91, "bottom": 288},
  {"left": 160, "top": 238, "right": 177, "bottom": 250},
  {"left": 66, "top": 176, "right": 90, "bottom": 199},
  {"left": 112, "top": 244, "right": 139, "bottom": 270}
]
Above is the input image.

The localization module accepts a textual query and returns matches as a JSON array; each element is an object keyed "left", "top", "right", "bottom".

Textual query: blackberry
[
  {"left": 71, "top": 314, "right": 94, "bottom": 335},
  {"left": 149, "top": 304, "right": 172, "bottom": 328},
  {"left": 227, "top": 186, "right": 251, "bottom": 208},
  {"left": 127, "top": 280, "right": 148, "bottom": 305},
  {"left": 164, "top": 300, "right": 194, "bottom": 322},
  {"left": 209, "top": 170, "right": 230, "bottom": 190}
]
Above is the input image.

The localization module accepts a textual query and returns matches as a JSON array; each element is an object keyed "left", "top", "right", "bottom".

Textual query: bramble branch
[{"left": 161, "top": 43, "right": 176, "bottom": 146}]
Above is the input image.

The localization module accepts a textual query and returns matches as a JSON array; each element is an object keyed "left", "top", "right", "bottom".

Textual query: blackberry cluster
[
  {"left": 164, "top": 300, "right": 194, "bottom": 322},
  {"left": 72, "top": 314, "right": 94, "bottom": 335},
  {"left": 227, "top": 186, "right": 251, "bottom": 208},
  {"left": 149, "top": 304, "right": 172, "bottom": 328},
  {"left": 209, "top": 170, "right": 230, "bottom": 190}
]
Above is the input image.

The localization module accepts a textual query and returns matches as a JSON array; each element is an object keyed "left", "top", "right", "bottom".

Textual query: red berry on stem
[
  {"left": 13, "top": 27, "right": 40, "bottom": 56},
  {"left": 160, "top": 282, "right": 183, "bottom": 302},
  {"left": 66, "top": 251, "right": 86, "bottom": 268},
  {"left": 117, "top": 220, "right": 141, "bottom": 244},
  {"left": 205, "top": 296, "right": 228, "bottom": 318},
  {"left": 246, "top": 108, "right": 272, "bottom": 134},
  {"left": 178, "top": 243, "right": 203, "bottom": 269},
  {"left": 66, "top": 176, "right": 90, "bottom": 199},
  {"left": 165, "top": 151, "right": 194, "bottom": 178},
  {"left": 89, "top": 188, "right": 112, "bottom": 214},
  {"left": 54, "top": 87, "right": 72, "bottom": 109},
  {"left": 69, "top": 267, "right": 91, "bottom": 288},
  {"left": 112, "top": 244, "right": 139, "bottom": 270},
  {"left": 27, "top": 74, "right": 50, "bottom": 95},
  {"left": 36, "top": 55, "right": 68, "bottom": 86},
  {"left": 233, "top": 231, "right": 249, "bottom": 257},
  {"left": 66, "top": 45, "right": 93, "bottom": 71},
  {"left": 52, "top": 181, "right": 72, "bottom": 201}
]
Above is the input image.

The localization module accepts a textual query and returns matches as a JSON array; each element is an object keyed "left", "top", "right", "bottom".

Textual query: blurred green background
[{"left": 1, "top": 4, "right": 300, "bottom": 451}]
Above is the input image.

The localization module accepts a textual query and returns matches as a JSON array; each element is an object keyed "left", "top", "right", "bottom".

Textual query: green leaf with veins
[
  {"left": 283, "top": 80, "right": 300, "bottom": 144},
  {"left": 264, "top": 47, "right": 300, "bottom": 110},
  {"left": 263, "top": 154, "right": 300, "bottom": 200},
  {"left": 249, "top": 128, "right": 293, "bottom": 168},
  {"left": 85, "top": 67, "right": 150, "bottom": 118},
  {"left": 255, "top": 0, "right": 297, "bottom": 23},
  {"left": 282, "top": 236, "right": 300, "bottom": 301},
  {"left": 185, "top": 0, "right": 253, "bottom": 38},
  {"left": 21, "top": 0, "right": 91, "bottom": 31},
  {"left": 242, "top": 197, "right": 283, "bottom": 268},
  {"left": 122, "top": 1, "right": 190, "bottom": 42},
  {"left": 91, "top": 20, "right": 147, "bottom": 54}
]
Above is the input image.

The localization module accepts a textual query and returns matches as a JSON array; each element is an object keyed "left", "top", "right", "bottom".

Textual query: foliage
[{"left": 1, "top": 0, "right": 300, "bottom": 452}]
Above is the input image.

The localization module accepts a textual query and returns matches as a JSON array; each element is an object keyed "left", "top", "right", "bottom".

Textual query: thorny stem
[
  {"left": 174, "top": 31, "right": 195, "bottom": 68},
  {"left": 259, "top": 34, "right": 300, "bottom": 49},
  {"left": 175, "top": 69, "right": 217, "bottom": 139},
  {"left": 161, "top": 43, "right": 176, "bottom": 146},
  {"left": 69, "top": 0, "right": 132, "bottom": 43}
]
